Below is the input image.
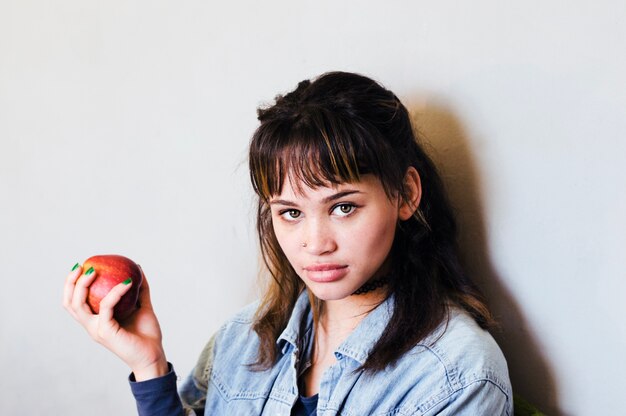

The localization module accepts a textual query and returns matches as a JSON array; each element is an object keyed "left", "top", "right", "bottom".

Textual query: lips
[{"left": 303, "top": 264, "right": 349, "bottom": 283}]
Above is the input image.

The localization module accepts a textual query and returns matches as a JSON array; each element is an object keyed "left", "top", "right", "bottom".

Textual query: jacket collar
[
  {"left": 334, "top": 295, "right": 393, "bottom": 364},
  {"left": 277, "top": 290, "right": 394, "bottom": 365},
  {"left": 277, "top": 290, "right": 313, "bottom": 354}
]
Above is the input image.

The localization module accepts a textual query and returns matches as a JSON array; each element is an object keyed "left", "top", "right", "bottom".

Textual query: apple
[{"left": 83, "top": 254, "right": 143, "bottom": 321}]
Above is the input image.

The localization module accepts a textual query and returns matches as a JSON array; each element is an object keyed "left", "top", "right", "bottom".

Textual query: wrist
[{"left": 132, "top": 358, "right": 170, "bottom": 382}]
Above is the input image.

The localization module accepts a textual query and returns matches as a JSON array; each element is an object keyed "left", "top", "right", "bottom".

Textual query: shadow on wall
[{"left": 410, "top": 102, "right": 560, "bottom": 416}]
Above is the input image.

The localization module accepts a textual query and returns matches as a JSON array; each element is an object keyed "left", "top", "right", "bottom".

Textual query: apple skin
[{"left": 83, "top": 254, "right": 143, "bottom": 321}]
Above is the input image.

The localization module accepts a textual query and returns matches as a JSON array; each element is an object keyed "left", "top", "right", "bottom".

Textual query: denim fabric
[{"left": 179, "top": 291, "right": 512, "bottom": 416}]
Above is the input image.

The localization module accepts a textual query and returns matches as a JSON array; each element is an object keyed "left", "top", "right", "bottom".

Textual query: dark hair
[{"left": 248, "top": 71, "right": 494, "bottom": 372}]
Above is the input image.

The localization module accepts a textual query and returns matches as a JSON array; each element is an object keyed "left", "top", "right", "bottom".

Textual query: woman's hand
[{"left": 63, "top": 264, "right": 169, "bottom": 381}]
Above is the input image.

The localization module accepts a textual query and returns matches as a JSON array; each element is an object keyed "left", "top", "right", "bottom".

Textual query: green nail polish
[
  {"left": 85, "top": 267, "right": 95, "bottom": 275},
  {"left": 71, "top": 263, "right": 80, "bottom": 271},
  {"left": 122, "top": 278, "right": 132, "bottom": 285}
]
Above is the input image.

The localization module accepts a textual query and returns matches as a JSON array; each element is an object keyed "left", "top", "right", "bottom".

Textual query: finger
[
  {"left": 98, "top": 280, "right": 134, "bottom": 323},
  {"left": 62, "top": 263, "right": 83, "bottom": 314},
  {"left": 71, "top": 267, "right": 98, "bottom": 320}
]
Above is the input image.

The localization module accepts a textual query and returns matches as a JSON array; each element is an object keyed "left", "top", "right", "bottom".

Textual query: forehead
[{"left": 271, "top": 174, "right": 382, "bottom": 201}]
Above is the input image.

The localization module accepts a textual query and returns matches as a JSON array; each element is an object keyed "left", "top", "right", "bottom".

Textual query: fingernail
[
  {"left": 122, "top": 278, "right": 132, "bottom": 285},
  {"left": 85, "top": 267, "right": 95, "bottom": 275},
  {"left": 71, "top": 263, "right": 80, "bottom": 271}
]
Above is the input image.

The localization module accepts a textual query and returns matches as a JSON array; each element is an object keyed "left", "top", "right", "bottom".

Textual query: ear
[{"left": 398, "top": 167, "right": 422, "bottom": 221}]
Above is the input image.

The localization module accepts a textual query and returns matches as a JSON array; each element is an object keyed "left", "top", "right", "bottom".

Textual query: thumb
[
  {"left": 98, "top": 280, "right": 135, "bottom": 323},
  {"left": 137, "top": 265, "right": 153, "bottom": 309}
]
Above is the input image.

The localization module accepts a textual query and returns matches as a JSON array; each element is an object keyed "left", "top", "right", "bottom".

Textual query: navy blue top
[
  {"left": 292, "top": 394, "right": 318, "bottom": 416},
  {"left": 129, "top": 364, "right": 184, "bottom": 416}
]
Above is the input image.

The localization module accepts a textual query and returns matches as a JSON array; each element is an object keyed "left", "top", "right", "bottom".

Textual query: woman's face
[{"left": 269, "top": 174, "right": 400, "bottom": 301}]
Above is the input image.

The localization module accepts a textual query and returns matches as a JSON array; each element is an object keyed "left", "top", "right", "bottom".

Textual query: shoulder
[
  {"left": 330, "top": 306, "right": 513, "bottom": 415},
  {"left": 224, "top": 300, "right": 260, "bottom": 326},
  {"left": 188, "top": 300, "right": 263, "bottom": 389},
  {"left": 181, "top": 300, "right": 271, "bottom": 410},
  {"left": 402, "top": 307, "right": 512, "bottom": 413},
  {"left": 212, "top": 300, "right": 261, "bottom": 348},
  {"left": 421, "top": 307, "right": 510, "bottom": 387},
  {"left": 191, "top": 300, "right": 261, "bottom": 368}
]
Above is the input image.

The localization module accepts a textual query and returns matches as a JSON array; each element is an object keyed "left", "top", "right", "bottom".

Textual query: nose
[{"left": 302, "top": 217, "right": 337, "bottom": 255}]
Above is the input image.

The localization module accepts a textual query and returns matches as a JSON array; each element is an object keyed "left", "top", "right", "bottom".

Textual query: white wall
[{"left": 1, "top": 1, "right": 624, "bottom": 415}]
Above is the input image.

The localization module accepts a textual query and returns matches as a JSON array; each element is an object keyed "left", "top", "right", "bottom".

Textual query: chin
[{"left": 307, "top": 285, "right": 354, "bottom": 301}]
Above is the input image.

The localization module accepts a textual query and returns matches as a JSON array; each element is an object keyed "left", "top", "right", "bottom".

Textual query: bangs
[{"left": 250, "top": 110, "right": 395, "bottom": 200}]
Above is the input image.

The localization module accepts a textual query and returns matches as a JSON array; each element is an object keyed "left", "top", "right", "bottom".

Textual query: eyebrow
[{"left": 269, "top": 190, "right": 362, "bottom": 206}]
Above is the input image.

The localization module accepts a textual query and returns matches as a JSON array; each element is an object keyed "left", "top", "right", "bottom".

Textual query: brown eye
[
  {"left": 280, "top": 209, "right": 302, "bottom": 220},
  {"left": 333, "top": 204, "right": 355, "bottom": 216}
]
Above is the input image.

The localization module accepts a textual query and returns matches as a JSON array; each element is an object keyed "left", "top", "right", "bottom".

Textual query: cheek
[
  {"left": 349, "top": 212, "right": 397, "bottom": 258},
  {"left": 272, "top": 222, "right": 299, "bottom": 261}
]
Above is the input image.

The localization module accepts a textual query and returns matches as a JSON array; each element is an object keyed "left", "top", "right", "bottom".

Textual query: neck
[
  {"left": 320, "top": 289, "right": 387, "bottom": 334},
  {"left": 302, "top": 289, "right": 387, "bottom": 397}
]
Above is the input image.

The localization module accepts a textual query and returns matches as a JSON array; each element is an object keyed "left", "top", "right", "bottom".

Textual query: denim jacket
[{"left": 175, "top": 291, "right": 513, "bottom": 416}]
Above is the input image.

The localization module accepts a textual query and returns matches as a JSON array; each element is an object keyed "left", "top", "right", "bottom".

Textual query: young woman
[{"left": 64, "top": 71, "right": 512, "bottom": 415}]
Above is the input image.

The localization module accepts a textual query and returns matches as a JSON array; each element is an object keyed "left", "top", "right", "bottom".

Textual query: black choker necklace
[{"left": 352, "top": 276, "right": 390, "bottom": 295}]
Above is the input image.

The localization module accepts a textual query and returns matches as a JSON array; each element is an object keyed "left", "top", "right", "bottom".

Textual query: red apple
[{"left": 83, "top": 254, "right": 143, "bottom": 321}]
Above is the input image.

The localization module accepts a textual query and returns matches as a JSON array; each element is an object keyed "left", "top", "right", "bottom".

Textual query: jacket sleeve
[
  {"left": 423, "top": 379, "right": 512, "bottom": 416},
  {"left": 128, "top": 334, "right": 217, "bottom": 416}
]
